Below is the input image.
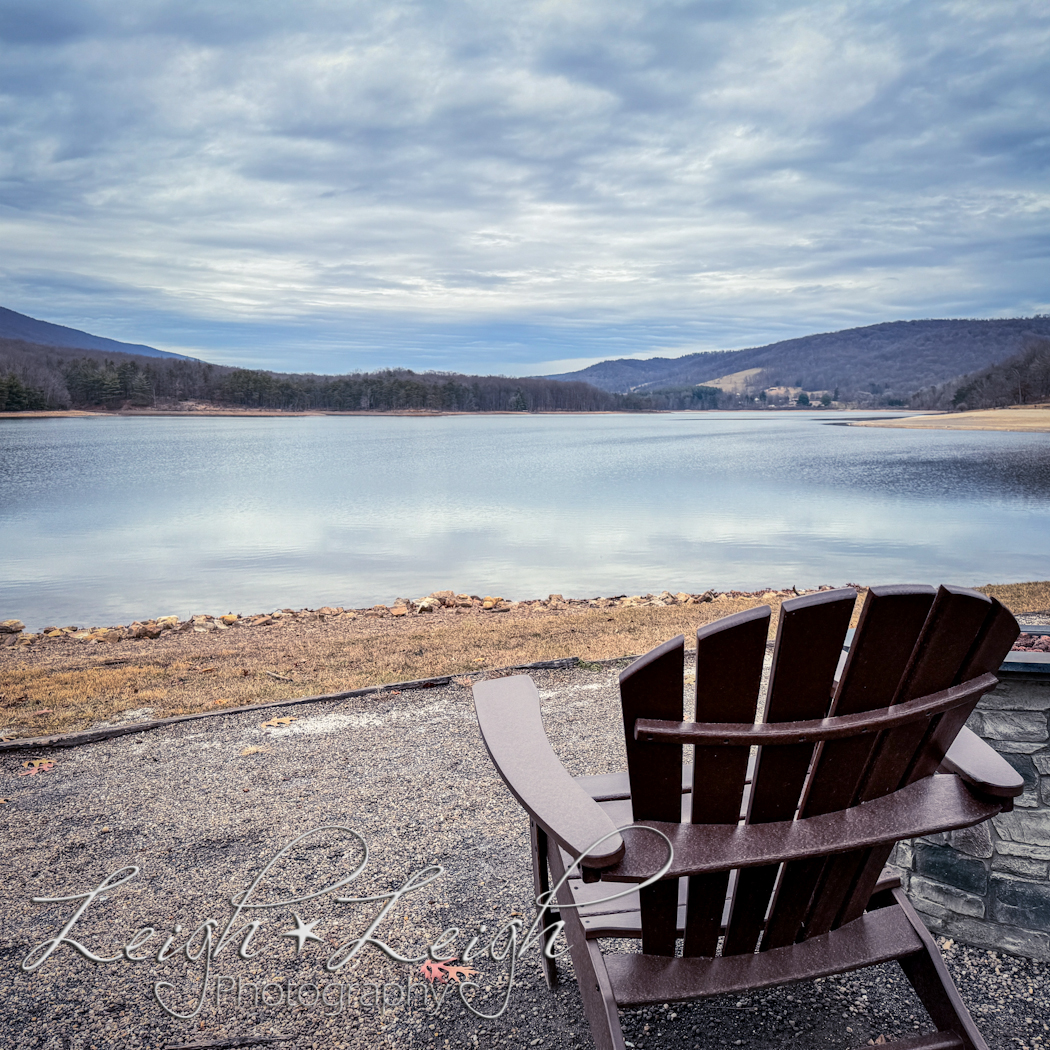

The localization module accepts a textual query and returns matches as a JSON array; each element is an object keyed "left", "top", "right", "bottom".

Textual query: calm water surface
[{"left": 2, "top": 412, "right": 1049, "bottom": 629}]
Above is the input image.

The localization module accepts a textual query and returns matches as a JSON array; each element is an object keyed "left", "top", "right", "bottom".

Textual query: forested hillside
[
  {"left": 911, "top": 339, "right": 1050, "bottom": 411},
  {"left": 0, "top": 337, "right": 622, "bottom": 413},
  {"left": 547, "top": 318, "right": 1050, "bottom": 404}
]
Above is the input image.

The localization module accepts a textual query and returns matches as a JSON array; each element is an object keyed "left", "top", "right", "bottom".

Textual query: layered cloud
[{"left": 1, "top": 0, "right": 1047, "bottom": 372}]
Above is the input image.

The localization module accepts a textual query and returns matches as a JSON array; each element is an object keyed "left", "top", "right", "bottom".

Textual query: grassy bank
[{"left": 2, "top": 582, "right": 1048, "bottom": 741}]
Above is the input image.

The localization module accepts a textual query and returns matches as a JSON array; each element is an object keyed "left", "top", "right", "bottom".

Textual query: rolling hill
[{"left": 544, "top": 318, "right": 1050, "bottom": 401}]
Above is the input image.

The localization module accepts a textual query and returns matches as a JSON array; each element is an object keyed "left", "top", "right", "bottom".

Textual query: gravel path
[{"left": 2, "top": 662, "right": 1046, "bottom": 1050}]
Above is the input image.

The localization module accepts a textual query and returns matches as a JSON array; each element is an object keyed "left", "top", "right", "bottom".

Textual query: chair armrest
[
  {"left": 473, "top": 675, "right": 625, "bottom": 868},
  {"left": 939, "top": 725, "right": 1024, "bottom": 799}
]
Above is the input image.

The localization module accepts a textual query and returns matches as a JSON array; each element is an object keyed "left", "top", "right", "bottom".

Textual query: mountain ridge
[
  {"left": 0, "top": 306, "right": 189, "bottom": 360},
  {"left": 542, "top": 318, "right": 1050, "bottom": 400}
]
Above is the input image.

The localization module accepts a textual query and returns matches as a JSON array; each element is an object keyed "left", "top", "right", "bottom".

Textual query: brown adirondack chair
[{"left": 473, "top": 585, "right": 1025, "bottom": 1050}]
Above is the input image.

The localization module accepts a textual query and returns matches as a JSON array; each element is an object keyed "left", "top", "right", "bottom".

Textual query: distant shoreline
[
  {"left": 9, "top": 406, "right": 1046, "bottom": 431},
  {"left": 0, "top": 406, "right": 921, "bottom": 420}
]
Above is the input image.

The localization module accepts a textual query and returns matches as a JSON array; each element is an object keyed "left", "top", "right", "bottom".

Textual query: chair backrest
[{"left": 619, "top": 584, "right": 1019, "bottom": 958}]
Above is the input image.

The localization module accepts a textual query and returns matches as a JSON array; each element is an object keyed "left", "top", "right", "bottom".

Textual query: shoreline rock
[{"left": 0, "top": 586, "right": 852, "bottom": 648}]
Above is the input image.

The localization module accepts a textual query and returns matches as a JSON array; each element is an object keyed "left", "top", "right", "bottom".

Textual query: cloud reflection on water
[{"left": 1, "top": 412, "right": 1048, "bottom": 628}]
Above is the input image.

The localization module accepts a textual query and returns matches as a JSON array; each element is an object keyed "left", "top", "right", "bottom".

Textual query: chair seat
[{"left": 605, "top": 901, "right": 924, "bottom": 1005}]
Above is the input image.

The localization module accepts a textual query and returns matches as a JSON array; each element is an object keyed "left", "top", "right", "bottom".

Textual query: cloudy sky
[{"left": 1, "top": 1, "right": 1047, "bottom": 375}]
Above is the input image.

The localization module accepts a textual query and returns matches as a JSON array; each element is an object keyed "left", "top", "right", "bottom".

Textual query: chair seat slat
[
  {"left": 576, "top": 764, "right": 695, "bottom": 802},
  {"left": 606, "top": 905, "right": 924, "bottom": 1006}
]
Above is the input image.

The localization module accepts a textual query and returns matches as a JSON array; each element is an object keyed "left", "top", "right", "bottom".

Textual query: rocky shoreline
[
  {"left": 4, "top": 584, "right": 1046, "bottom": 657},
  {"left": 1, "top": 585, "right": 822, "bottom": 648}
]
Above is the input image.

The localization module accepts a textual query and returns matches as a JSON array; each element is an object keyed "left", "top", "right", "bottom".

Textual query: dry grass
[
  {"left": 3, "top": 582, "right": 1047, "bottom": 740},
  {"left": 0, "top": 596, "right": 780, "bottom": 738},
  {"left": 976, "top": 580, "right": 1050, "bottom": 615}
]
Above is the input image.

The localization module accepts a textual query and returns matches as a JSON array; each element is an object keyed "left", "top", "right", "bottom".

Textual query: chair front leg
[
  {"left": 547, "top": 832, "right": 627, "bottom": 1050},
  {"left": 530, "top": 819, "right": 560, "bottom": 987},
  {"left": 893, "top": 888, "right": 990, "bottom": 1050}
]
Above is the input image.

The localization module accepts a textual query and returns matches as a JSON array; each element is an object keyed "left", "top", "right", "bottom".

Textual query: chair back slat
[
  {"left": 720, "top": 589, "right": 856, "bottom": 956},
  {"left": 834, "top": 585, "right": 937, "bottom": 716},
  {"left": 683, "top": 605, "right": 769, "bottom": 957},
  {"left": 860, "top": 587, "right": 992, "bottom": 803},
  {"left": 620, "top": 634, "right": 686, "bottom": 821},
  {"left": 892, "top": 586, "right": 995, "bottom": 706},
  {"left": 619, "top": 635, "right": 685, "bottom": 954},
  {"left": 838, "top": 588, "right": 1003, "bottom": 927},
  {"left": 908, "top": 598, "right": 1021, "bottom": 789},
  {"left": 955, "top": 596, "right": 1022, "bottom": 686},
  {"left": 762, "top": 585, "right": 935, "bottom": 949}
]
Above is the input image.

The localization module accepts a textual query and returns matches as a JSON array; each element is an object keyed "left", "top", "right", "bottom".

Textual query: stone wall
[{"left": 890, "top": 669, "right": 1050, "bottom": 959}]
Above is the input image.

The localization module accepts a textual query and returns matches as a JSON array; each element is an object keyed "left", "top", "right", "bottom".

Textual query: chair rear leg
[
  {"left": 530, "top": 820, "right": 560, "bottom": 988},
  {"left": 548, "top": 841, "right": 627, "bottom": 1050},
  {"left": 892, "top": 889, "right": 990, "bottom": 1050}
]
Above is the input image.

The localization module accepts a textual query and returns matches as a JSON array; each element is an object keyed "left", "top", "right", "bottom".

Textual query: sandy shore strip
[
  {"left": 3, "top": 659, "right": 1043, "bottom": 1050},
  {"left": 849, "top": 406, "right": 1050, "bottom": 432},
  {"left": 3, "top": 582, "right": 1049, "bottom": 742}
]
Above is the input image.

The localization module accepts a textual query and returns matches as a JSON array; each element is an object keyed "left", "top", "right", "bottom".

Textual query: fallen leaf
[
  {"left": 241, "top": 668, "right": 251, "bottom": 676},
  {"left": 419, "top": 958, "right": 479, "bottom": 984},
  {"left": 261, "top": 716, "right": 298, "bottom": 728},
  {"left": 19, "top": 759, "right": 55, "bottom": 776},
  {"left": 472, "top": 657, "right": 485, "bottom": 664}
]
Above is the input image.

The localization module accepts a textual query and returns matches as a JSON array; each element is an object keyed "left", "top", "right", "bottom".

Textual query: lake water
[{"left": 2, "top": 412, "right": 1049, "bottom": 630}]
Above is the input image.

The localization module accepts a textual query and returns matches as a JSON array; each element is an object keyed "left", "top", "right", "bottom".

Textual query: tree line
[{"left": 0, "top": 337, "right": 628, "bottom": 413}]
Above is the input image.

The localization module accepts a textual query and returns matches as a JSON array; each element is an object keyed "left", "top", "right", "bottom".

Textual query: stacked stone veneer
[{"left": 889, "top": 670, "right": 1050, "bottom": 959}]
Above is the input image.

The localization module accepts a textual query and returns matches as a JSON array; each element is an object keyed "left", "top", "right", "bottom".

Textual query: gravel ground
[{"left": 2, "top": 661, "right": 1047, "bottom": 1050}]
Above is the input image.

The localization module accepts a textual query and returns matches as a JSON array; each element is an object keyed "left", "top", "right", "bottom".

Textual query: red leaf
[
  {"left": 419, "top": 958, "right": 479, "bottom": 984},
  {"left": 19, "top": 760, "right": 55, "bottom": 776}
]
